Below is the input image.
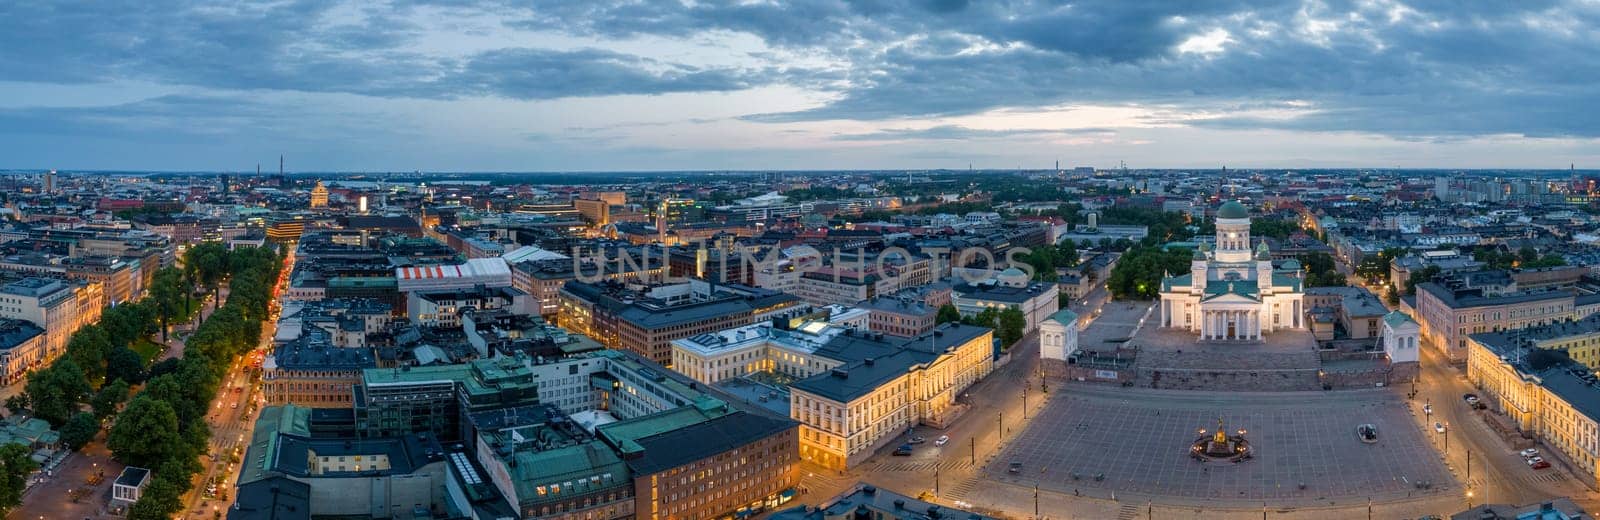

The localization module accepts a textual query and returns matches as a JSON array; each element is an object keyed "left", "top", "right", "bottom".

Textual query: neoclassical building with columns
[{"left": 1158, "top": 201, "right": 1305, "bottom": 341}]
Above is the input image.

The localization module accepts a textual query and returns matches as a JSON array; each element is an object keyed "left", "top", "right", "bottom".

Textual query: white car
[
  {"left": 1520, "top": 448, "right": 1540, "bottom": 458},
  {"left": 935, "top": 435, "right": 950, "bottom": 446},
  {"left": 1434, "top": 422, "right": 1446, "bottom": 434},
  {"left": 1527, "top": 456, "right": 1545, "bottom": 466}
]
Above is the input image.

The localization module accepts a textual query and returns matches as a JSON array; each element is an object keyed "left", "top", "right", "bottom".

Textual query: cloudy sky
[{"left": 2, "top": 0, "right": 1598, "bottom": 171}]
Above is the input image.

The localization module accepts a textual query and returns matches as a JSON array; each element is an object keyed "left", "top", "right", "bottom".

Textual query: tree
[
  {"left": 1385, "top": 285, "right": 1400, "bottom": 306},
  {"left": 1405, "top": 265, "right": 1442, "bottom": 296},
  {"left": 0, "top": 443, "right": 37, "bottom": 515},
  {"left": 1107, "top": 246, "right": 1192, "bottom": 300},
  {"left": 92, "top": 379, "right": 130, "bottom": 419},
  {"left": 149, "top": 267, "right": 186, "bottom": 341},
  {"left": 105, "top": 346, "right": 146, "bottom": 385},
  {"left": 997, "top": 308, "right": 1026, "bottom": 348},
  {"left": 108, "top": 395, "right": 181, "bottom": 469},
  {"left": 127, "top": 476, "right": 185, "bottom": 520},
  {"left": 59, "top": 412, "right": 99, "bottom": 450},
  {"left": 65, "top": 325, "right": 114, "bottom": 381},
  {"left": 2, "top": 395, "right": 26, "bottom": 415},
  {"left": 1306, "top": 272, "right": 1348, "bottom": 287},
  {"left": 1056, "top": 239, "right": 1079, "bottom": 268},
  {"left": 147, "top": 358, "right": 181, "bottom": 381},
  {"left": 24, "top": 358, "right": 91, "bottom": 426},
  {"left": 936, "top": 304, "right": 962, "bottom": 324},
  {"left": 962, "top": 307, "right": 1000, "bottom": 329},
  {"left": 1250, "top": 218, "right": 1301, "bottom": 240}
]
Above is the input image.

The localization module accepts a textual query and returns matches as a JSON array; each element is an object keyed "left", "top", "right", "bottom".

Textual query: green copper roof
[
  {"left": 1202, "top": 280, "right": 1260, "bottom": 301},
  {"left": 1161, "top": 273, "right": 1193, "bottom": 292},
  {"left": 1383, "top": 310, "right": 1417, "bottom": 328},
  {"left": 1218, "top": 200, "right": 1249, "bottom": 219}
]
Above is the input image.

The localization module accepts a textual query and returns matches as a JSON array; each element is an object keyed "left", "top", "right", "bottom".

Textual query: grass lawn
[{"left": 130, "top": 337, "right": 163, "bottom": 363}]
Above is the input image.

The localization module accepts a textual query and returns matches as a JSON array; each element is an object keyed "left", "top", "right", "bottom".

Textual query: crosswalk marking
[{"left": 873, "top": 460, "right": 974, "bottom": 472}]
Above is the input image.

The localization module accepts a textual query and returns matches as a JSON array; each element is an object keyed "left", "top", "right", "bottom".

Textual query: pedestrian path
[
  {"left": 1527, "top": 472, "right": 1568, "bottom": 484},
  {"left": 872, "top": 459, "right": 973, "bottom": 472},
  {"left": 944, "top": 478, "right": 978, "bottom": 501},
  {"left": 1116, "top": 502, "right": 1140, "bottom": 520}
]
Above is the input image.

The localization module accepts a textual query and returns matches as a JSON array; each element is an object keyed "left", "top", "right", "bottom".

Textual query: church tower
[{"left": 1214, "top": 200, "right": 1251, "bottom": 263}]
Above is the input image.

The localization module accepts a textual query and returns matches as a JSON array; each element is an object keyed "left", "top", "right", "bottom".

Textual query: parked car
[
  {"left": 935, "top": 435, "right": 950, "bottom": 446},
  {"left": 1520, "top": 448, "right": 1540, "bottom": 458},
  {"left": 1357, "top": 424, "right": 1378, "bottom": 443},
  {"left": 1008, "top": 461, "right": 1022, "bottom": 474},
  {"left": 1527, "top": 456, "right": 1544, "bottom": 466},
  {"left": 1434, "top": 422, "right": 1446, "bottom": 434},
  {"left": 1463, "top": 394, "right": 1480, "bottom": 405},
  {"left": 893, "top": 444, "right": 913, "bottom": 456},
  {"left": 1532, "top": 460, "right": 1551, "bottom": 470},
  {"left": 908, "top": 436, "right": 926, "bottom": 444}
]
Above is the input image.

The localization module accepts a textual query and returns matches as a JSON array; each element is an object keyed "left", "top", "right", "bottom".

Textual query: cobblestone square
[{"left": 985, "top": 387, "right": 1454, "bottom": 505}]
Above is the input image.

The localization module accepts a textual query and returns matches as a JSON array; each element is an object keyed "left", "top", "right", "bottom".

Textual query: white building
[
  {"left": 1039, "top": 309, "right": 1079, "bottom": 361},
  {"left": 394, "top": 257, "right": 513, "bottom": 294},
  {"left": 1158, "top": 201, "right": 1305, "bottom": 341},
  {"left": 1381, "top": 310, "right": 1421, "bottom": 364},
  {"left": 951, "top": 267, "right": 1060, "bottom": 335}
]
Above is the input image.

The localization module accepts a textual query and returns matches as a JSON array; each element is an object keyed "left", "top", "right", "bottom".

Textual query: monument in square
[{"left": 1157, "top": 200, "right": 1306, "bottom": 341}]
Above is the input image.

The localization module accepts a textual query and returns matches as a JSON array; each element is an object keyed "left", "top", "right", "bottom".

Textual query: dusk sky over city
[{"left": 3, "top": 0, "right": 1599, "bottom": 171}]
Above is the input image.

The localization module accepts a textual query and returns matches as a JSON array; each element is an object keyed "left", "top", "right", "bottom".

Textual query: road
[
  {"left": 786, "top": 277, "right": 1115, "bottom": 513},
  {"left": 178, "top": 250, "right": 292, "bottom": 519},
  {"left": 1412, "top": 342, "right": 1596, "bottom": 510},
  {"left": 181, "top": 354, "right": 265, "bottom": 519}
]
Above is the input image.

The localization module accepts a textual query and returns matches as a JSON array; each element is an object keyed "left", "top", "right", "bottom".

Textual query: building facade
[{"left": 1159, "top": 201, "right": 1305, "bottom": 340}]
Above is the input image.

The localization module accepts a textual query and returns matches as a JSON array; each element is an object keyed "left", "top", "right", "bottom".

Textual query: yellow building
[
  {"left": 1467, "top": 318, "right": 1600, "bottom": 488},
  {"left": 786, "top": 323, "right": 994, "bottom": 470},
  {"left": 310, "top": 180, "right": 330, "bottom": 209}
]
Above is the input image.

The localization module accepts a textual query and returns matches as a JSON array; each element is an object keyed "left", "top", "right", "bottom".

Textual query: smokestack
[{"left": 280, "top": 155, "right": 284, "bottom": 176}]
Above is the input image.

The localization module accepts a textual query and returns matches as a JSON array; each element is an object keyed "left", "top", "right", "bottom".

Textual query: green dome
[{"left": 1217, "top": 200, "right": 1249, "bottom": 219}]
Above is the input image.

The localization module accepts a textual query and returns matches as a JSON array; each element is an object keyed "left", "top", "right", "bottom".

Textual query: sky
[{"left": 1, "top": 0, "right": 1598, "bottom": 172}]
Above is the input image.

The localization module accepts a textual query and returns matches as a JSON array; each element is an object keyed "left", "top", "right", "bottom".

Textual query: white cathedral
[{"left": 1158, "top": 201, "right": 1305, "bottom": 341}]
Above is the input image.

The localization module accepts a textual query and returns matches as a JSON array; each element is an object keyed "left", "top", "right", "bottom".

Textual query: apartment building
[
  {"left": 673, "top": 315, "right": 995, "bottom": 470},
  {"left": 0, "top": 320, "right": 45, "bottom": 385},
  {"left": 952, "top": 269, "right": 1061, "bottom": 335},
  {"left": 789, "top": 323, "right": 994, "bottom": 469},
  {"left": 0, "top": 277, "right": 92, "bottom": 370},
  {"left": 857, "top": 296, "right": 937, "bottom": 338},
  {"left": 261, "top": 336, "right": 376, "bottom": 408},
  {"left": 407, "top": 285, "right": 534, "bottom": 328},
  {"left": 1415, "top": 271, "right": 1600, "bottom": 362},
  {"left": 558, "top": 279, "right": 806, "bottom": 366}
]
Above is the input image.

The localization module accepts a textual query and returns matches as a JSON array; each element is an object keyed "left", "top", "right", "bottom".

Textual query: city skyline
[{"left": 3, "top": 1, "right": 1599, "bottom": 171}]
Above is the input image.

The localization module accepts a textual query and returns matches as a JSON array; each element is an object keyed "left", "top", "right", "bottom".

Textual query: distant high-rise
[
  {"left": 42, "top": 170, "right": 55, "bottom": 194},
  {"left": 220, "top": 173, "right": 231, "bottom": 193},
  {"left": 310, "top": 180, "right": 330, "bottom": 208},
  {"left": 1434, "top": 176, "right": 1450, "bottom": 201}
]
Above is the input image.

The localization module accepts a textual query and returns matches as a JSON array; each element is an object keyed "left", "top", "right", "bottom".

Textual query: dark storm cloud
[
  {"left": 4, "top": 0, "right": 1600, "bottom": 139},
  {"left": 450, "top": 48, "right": 763, "bottom": 100},
  {"left": 0, "top": 1, "right": 767, "bottom": 100}
]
